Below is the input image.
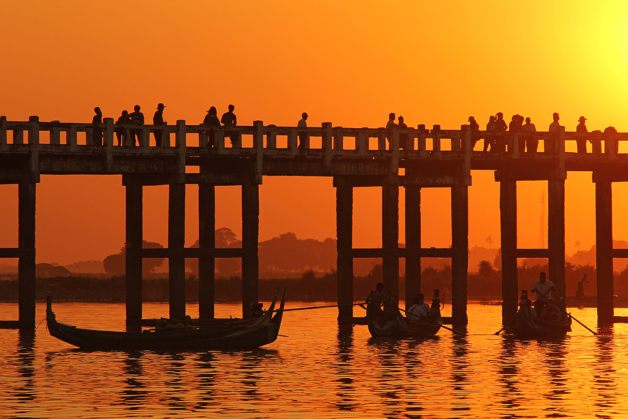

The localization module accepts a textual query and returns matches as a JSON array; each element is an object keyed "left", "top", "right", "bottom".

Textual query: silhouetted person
[
  {"left": 468, "top": 116, "right": 480, "bottom": 150},
  {"left": 540, "top": 298, "right": 562, "bottom": 321},
  {"left": 153, "top": 103, "right": 166, "bottom": 147},
  {"left": 494, "top": 112, "right": 508, "bottom": 152},
  {"left": 115, "top": 110, "right": 130, "bottom": 146},
  {"left": 508, "top": 114, "right": 524, "bottom": 153},
  {"left": 129, "top": 105, "right": 144, "bottom": 146},
  {"left": 576, "top": 273, "right": 589, "bottom": 299},
  {"left": 531, "top": 271, "right": 555, "bottom": 316},
  {"left": 407, "top": 293, "right": 430, "bottom": 324},
  {"left": 575, "top": 116, "right": 588, "bottom": 154},
  {"left": 484, "top": 115, "right": 496, "bottom": 152},
  {"left": 522, "top": 117, "right": 537, "bottom": 152},
  {"left": 386, "top": 112, "right": 396, "bottom": 149},
  {"left": 398, "top": 115, "right": 410, "bottom": 150},
  {"left": 298, "top": 112, "right": 308, "bottom": 154},
  {"left": 92, "top": 107, "right": 103, "bottom": 146},
  {"left": 604, "top": 126, "right": 618, "bottom": 154},
  {"left": 548, "top": 112, "right": 561, "bottom": 154},
  {"left": 202, "top": 106, "right": 221, "bottom": 147},
  {"left": 221, "top": 104, "right": 238, "bottom": 147}
]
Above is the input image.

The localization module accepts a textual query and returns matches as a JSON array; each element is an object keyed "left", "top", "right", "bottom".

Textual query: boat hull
[
  {"left": 46, "top": 291, "right": 286, "bottom": 351},
  {"left": 367, "top": 311, "right": 441, "bottom": 338},
  {"left": 509, "top": 312, "right": 572, "bottom": 340}
]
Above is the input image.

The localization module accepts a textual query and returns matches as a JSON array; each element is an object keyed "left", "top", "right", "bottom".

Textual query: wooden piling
[
  {"left": 18, "top": 181, "right": 36, "bottom": 329},
  {"left": 595, "top": 179, "right": 613, "bottom": 325},
  {"left": 500, "top": 180, "right": 518, "bottom": 324},
  {"left": 451, "top": 184, "right": 468, "bottom": 325},
  {"left": 548, "top": 178, "right": 566, "bottom": 295},
  {"left": 382, "top": 181, "right": 399, "bottom": 299},
  {"left": 198, "top": 183, "right": 215, "bottom": 320},
  {"left": 125, "top": 185, "right": 143, "bottom": 331},
  {"left": 336, "top": 178, "right": 353, "bottom": 324},
  {"left": 168, "top": 183, "right": 186, "bottom": 320},
  {"left": 242, "top": 182, "right": 259, "bottom": 319},
  {"left": 404, "top": 184, "right": 421, "bottom": 311}
]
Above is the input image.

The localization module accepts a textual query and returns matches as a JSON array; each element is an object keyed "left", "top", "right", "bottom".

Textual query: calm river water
[{"left": 1, "top": 301, "right": 627, "bottom": 418}]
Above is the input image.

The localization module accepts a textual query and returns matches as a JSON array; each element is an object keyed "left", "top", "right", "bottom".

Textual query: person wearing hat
[
  {"left": 202, "top": 106, "right": 221, "bottom": 147},
  {"left": 298, "top": 112, "right": 308, "bottom": 154},
  {"left": 576, "top": 116, "right": 588, "bottom": 154},
  {"left": 153, "top": 103, "right": 167, "bottom": 147}
]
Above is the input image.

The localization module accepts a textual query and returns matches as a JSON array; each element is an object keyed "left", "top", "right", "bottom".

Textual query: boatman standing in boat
[{"left": 531, "top": 272, "right": 555, "bottom": 316}]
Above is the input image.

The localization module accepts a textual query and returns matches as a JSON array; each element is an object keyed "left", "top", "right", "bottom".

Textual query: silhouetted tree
[
  {"left": 103, "top": 240, "right": 164, "bottom": 275},
  {"left": 186, "top": 227, "right": 242, "bottom": 276}
]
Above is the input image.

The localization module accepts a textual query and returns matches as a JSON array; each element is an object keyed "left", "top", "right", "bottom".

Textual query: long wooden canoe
[
  {"left": 46, "top": 290, "right": 286, "bottom": 351},
  {"left": 508, "top": 307, "right": 572, "bottom": 340}
]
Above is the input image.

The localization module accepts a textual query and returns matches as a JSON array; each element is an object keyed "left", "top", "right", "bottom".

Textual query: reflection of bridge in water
[{"left": 0, "top": 115, "right": 626, "bottom": 329}]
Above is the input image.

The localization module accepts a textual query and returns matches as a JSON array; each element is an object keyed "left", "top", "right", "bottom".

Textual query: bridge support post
[
  {"left": 242, "top": 182, "right": 259, "bottom": 319},
  {"left": 169, "top": 183, "right": 186, "bottom": 320},
  {"left": 18, "top": 181, "right": 36, "bottom": 330},
  {"left": 405, "top": 185, "right": 421, "bottom": 312},
  {"left": 596, "top": 179, "right": 613, "bottom": 325},
  {"left": 382, "top": 181, "right": 399, "bottom": 298},
  {"left": 500, "top": 180, "right": 518, "bottom": 324},
  {"left": 451, "top": 184, "right": 468, "bottom": 325},
  {"left": 336, "top": 178, "right": 353, "bottom": 324},
  {"left": 548, "top": 178, "right": 566, "bottom": 296},
  {"left": 125, "top": 185, "right": 143, "bottom": 331},
  {"left": 199, "top": 183, "right": 215, "bottom": 320}
]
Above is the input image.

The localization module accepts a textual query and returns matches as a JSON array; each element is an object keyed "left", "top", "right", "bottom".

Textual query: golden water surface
[{"left": 1, "top": 302, "right": 627, "bottom": 418}]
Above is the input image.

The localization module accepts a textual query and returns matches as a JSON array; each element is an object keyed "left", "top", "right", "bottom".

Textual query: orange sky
[{"left": 2, "top": 1, "right": 628, "bottom": 266}]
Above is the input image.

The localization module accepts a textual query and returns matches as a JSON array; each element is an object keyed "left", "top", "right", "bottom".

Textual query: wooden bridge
[{"left": 1, "top": 115, "right": 626, "bottom": 330}]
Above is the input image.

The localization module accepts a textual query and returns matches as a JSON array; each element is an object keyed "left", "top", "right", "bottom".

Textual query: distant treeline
[{"left": 0, "top": 261, "right": 618, "bottom": 303}]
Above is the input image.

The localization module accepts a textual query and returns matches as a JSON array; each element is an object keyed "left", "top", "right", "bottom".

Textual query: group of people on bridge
[{"left": 386, "top": 112, "right": 619, "bottom": 154}]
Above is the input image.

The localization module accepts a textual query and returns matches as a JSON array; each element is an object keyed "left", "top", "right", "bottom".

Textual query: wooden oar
[
  {"left": 398, "top": 307, "right": 465, "bottom": 336},
  {"left": 537, "top": 287, "right": 597, "bottom": 336},
  {"left": 494, "top": 318, "right": 516, "bottom": 335},
  {"left": 569, "top": 313, "right": 598, "bottom": 335},
  {"left": 282, "top": 303, "right": 363, "bottom": 312}
]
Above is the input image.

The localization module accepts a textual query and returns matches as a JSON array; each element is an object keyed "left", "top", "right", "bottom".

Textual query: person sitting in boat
[
  {"left": 519, "top": 297, "right": 538, "bottom": 320},
  {"left": 531, "top": 272, "right": 555, "bottom": 316},
  {"left": 407, "top": 294, "right": 430, "bottom": 324},
  {"left": 540, "top": 298, "right": 563, "bottom": 321}
]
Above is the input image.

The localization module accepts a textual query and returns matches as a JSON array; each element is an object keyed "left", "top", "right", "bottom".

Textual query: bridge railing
[{"left": 0, "top": 116, "right": 625, "bottom": 159}]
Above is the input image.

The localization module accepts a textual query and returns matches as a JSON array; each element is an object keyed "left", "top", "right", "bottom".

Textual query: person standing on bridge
[
  {"left": 298, "top": 112, "right": 308, "bottom": 154},
  {"left": 221, "top": 104, "right": 238, "bottom": 147},
  {"left": 115, "top": 110, "right": 130, "bottom": 146},
  {"left": 203, "top": 106, "right": 221, "bottom": 147},
  {"left": 484, "top": 115, "right": 496, "bottom": 152},
  {"left": 386, "top": 113, "right": 397, "bottom": 149},
  {"left": 548, "top": 112, "right": 561, "bottom": 154},
  {"left": 468, "top": 116, "right": 480, "bottom": 150},
  {"left": 522, "top": 117, "right": 537, "bottom": 153},
  {"left": 494, "top": 112, "right": 508, "bottom": 152},
  {"left": 92, "top": 107, "right": 103, "bottom": 146},
  {"left": 153, "top": 103, "right": 166, "bottom": 147},
  {"left": 398, "top": 115, "right": 410, "bottom": 150},
  {"left": 129, "top": 105, "right": 144, "bottom": 147},
  {"left": 575, "top": 116, "right": 588, "bottom": 154}
]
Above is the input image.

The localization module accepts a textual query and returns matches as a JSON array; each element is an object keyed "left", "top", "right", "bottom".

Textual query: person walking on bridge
[
  {"left": 92, "top": 107, "right": 103, "bottom": 146},
  {"left": 153, "top": 103, "right": 166, "bottom": 147},
  {"left": 484, "top": 115, "right": 496, "bottom": 152},
  {"left": 129, "top": 105, "right": 144, "bottom": 147},
  {"left": 298, "top": 112, "right": 308, "bottom": 154},
  {"left": 202, "top": 106, "right": 221, "bottom": 147},
  {"left": 576, "top": 116, "right": 588, "bottom": 154}
]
